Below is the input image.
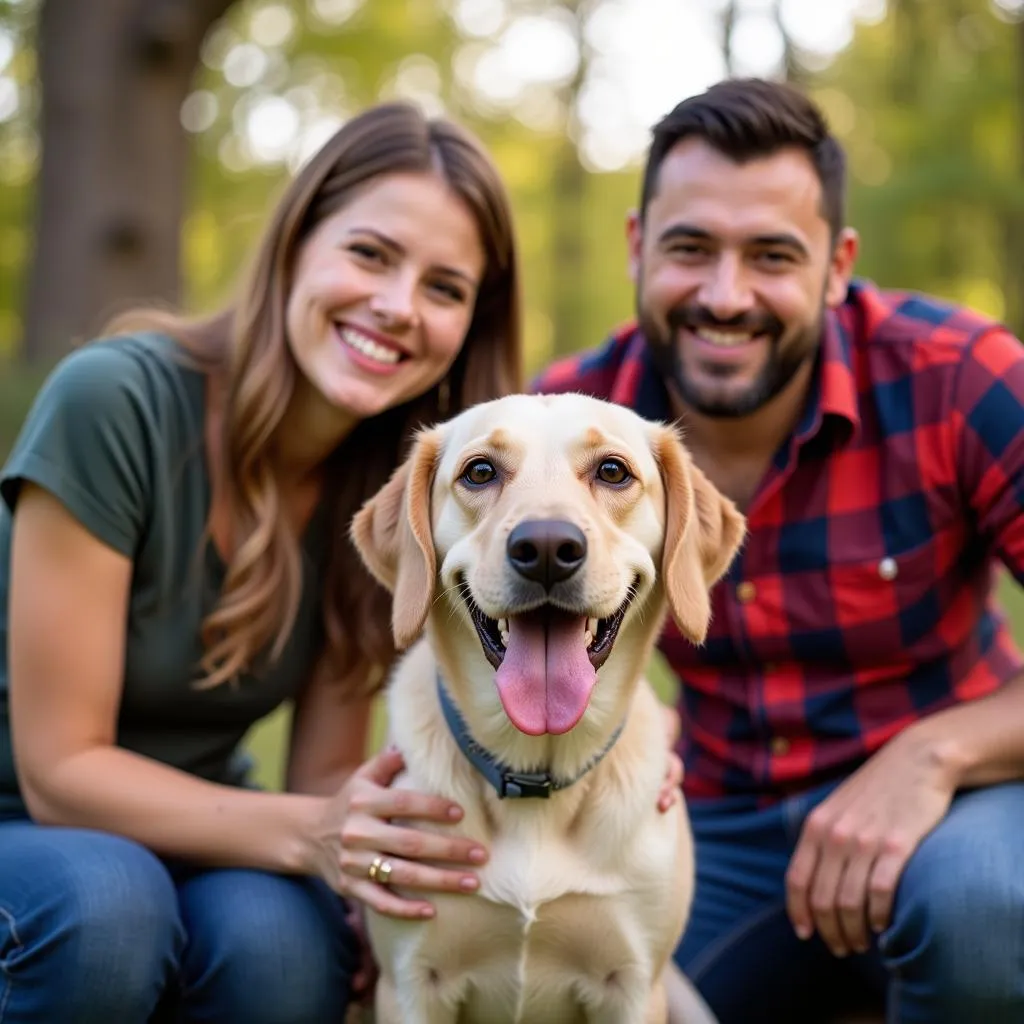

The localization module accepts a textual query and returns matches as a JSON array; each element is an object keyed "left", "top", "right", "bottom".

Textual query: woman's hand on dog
[{"left": 309, "top": 747, "right": 488, "bottom": 919}]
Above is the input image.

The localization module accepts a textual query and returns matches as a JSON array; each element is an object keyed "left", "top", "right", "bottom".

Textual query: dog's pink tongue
[{"left": 494, "top": 609, "right": 597, "bottom": 735}]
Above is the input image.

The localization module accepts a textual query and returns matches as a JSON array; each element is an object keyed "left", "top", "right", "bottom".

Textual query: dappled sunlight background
[
  {"left": 1, "top": 0, "right": 1020, "bottom": 373},
  {"left": 0, "top": 0, "right": 1022, "bottom": 783}
]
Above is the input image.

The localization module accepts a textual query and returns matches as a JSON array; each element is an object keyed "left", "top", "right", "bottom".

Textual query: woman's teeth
[
  {"left": 340, "top": 327, "right": 401, "bottom": 365},
  {"left": 696, "top": 328, "right": 756, "bottom": 348}
]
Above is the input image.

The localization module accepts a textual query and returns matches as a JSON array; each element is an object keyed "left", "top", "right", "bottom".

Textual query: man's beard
[{"left": 638, "top": 291, "right": 825, "bottom": 420}]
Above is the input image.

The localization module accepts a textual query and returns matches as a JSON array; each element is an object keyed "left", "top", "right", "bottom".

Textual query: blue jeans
[
  {"left": 676, "top": 779, "right": 1024, "bottom": 1023},
  {"left": 0, "top": 821, "right": 359, "bottom": 1023}
]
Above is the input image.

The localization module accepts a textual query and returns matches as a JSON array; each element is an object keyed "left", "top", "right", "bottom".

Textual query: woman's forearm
[{"left": 21, "top": 745, "right": 327, "bottom": 874}]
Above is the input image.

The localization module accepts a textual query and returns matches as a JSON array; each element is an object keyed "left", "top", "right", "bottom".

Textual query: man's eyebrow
[
  {"left": 346, "top": 227, "right": 478, "bottom": 285},
  {"left": 748, "top": 232, "right": 811, "bottom": 257},
  {"left": 657, "top": 223, "right": 810, "bottom": 258},
  {"left": 657, "top": 223, "right": 713, "bottom": 245}
]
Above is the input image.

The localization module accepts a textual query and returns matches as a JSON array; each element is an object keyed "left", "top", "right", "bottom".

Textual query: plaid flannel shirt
[{"left": 532, "top": 279, "right": 1024, "bottom": 803}]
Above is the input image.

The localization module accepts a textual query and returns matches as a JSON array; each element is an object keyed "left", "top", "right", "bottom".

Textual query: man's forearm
[{"left": 903, "top": 671, "right": 1024, "bottom": 789}]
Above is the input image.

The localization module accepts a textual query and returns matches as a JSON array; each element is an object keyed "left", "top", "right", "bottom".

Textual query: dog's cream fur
[{"left": 352, "top": 393, "right": 744, "bottom": 1024}]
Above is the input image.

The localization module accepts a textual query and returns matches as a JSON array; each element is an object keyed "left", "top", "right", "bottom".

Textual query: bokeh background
[{"left": 1, "top": 0, "right": 1022, "bottom": 784}]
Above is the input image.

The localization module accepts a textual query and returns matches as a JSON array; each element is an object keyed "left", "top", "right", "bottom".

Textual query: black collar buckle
[{"left": 500, "top": 771, "right": 553, "bottom": 799}]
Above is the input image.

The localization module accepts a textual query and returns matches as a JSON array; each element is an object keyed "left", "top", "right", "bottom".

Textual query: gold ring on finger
[
  {"left": 377, "top": 859, "right": 394, "bottom": 886},
  {"left": 368, "top": 855, "right": 384, "bottom": 883}
]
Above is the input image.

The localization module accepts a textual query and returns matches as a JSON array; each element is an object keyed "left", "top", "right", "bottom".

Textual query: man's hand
[
  {"left": 785, "top": 730, "right": 958, "bottom": 957},
  {"left": 658, "top": 704, "right": 684, "bottom": 813}
]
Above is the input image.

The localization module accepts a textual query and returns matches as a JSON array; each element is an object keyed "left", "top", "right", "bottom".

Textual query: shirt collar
[{"left": 792, "top": 305, "right": 860, "bottom": 447}]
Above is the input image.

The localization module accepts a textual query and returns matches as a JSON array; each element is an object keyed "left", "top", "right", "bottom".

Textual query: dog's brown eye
[
  {"left": 597, "top": 459, "right": 631, "bottom": 485},
  {"left": 462, "top": 459, "right": 497, "bottom": 486}
]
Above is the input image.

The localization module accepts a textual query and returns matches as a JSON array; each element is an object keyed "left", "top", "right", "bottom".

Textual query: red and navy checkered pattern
[{"left": 533, "top": 280, "right": 1024, "bottom": 802}]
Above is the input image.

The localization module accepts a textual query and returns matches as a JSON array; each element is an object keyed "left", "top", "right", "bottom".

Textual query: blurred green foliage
[
  {"left": 1, "top": 0, "right": 1020, "bottom": 387},
  {"left": 814, "top": 0, "right": 1023, "bottom": 329}
]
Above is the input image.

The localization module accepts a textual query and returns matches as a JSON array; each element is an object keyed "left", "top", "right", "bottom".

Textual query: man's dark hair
[{"left": 639, "top": 78, "right": 847, "bottom": 239}]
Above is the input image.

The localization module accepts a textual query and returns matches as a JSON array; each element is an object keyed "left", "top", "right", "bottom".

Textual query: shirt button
[
  {"left": 770, "top": 736, "right": 791, "bottom": 756},
  {"left": 878, "top": 557, "right": 898, "bottom": 581},
  {"left": 736, "top": 581, "right": 757, "bottom": 603}
]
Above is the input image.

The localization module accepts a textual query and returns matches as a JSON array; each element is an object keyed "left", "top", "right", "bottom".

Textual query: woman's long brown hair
[{"left": 108, "top": 102, "right": 522, "bottom": 696}]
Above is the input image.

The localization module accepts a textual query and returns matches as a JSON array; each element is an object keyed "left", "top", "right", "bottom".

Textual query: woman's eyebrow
[{"left": 346, "top": 227, "right": 479, "bottom": 285}]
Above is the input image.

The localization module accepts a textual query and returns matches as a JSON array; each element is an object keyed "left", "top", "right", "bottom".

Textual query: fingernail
[
  {"left": 460, "top": 875, "right": 478, "bottom": 891},
  {"left": 447, "top": 805, "right": 463, "bottom": 821},
  {"left": 795, "top": 925, "right": 812, "bottom": 940},
  {"left": 419, "top": 905, "right": 434, "bottom": 918},
  {"left": 469, "top": 847, "right": 487, "bottom": 863}
]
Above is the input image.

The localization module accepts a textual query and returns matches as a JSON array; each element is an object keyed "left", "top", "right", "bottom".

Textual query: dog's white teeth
[
  {"left": 583, "top": 631, "right": 594, "bottom": 648},
  {"left": 497, "top": 618, "right": 509, "bottom": 647},
  {"left": 586, "top": 617, "right": 598, "bottom": 636}
]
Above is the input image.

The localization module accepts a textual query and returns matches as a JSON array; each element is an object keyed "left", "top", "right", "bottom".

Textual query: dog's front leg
[
  {"left": 372, "top": 976, "right": 401, "bottom": 1024},
  {"left": 578, "top": 969, "right": 668, "bottom": 1024},
  {"left": 643, "top": 982, "right": 669, "bottom": 1024},
  {"left": 374, "top": 973, "right": 464, "bottom": 1024},
  {"left": 661, "top": 963, "right": 719, "bottom": 1024}
]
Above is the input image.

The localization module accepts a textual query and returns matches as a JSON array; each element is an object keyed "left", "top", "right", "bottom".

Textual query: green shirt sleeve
[{"left": 1, "top": 341, "right": 153, "bottom": 556}]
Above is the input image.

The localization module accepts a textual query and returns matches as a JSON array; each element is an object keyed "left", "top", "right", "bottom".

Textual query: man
[{"left": 534, "top": 78, "right": 1024, "bottom": 1023}]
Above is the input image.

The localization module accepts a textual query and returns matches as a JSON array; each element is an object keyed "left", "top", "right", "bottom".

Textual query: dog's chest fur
[{"left": 367, "top": 642, "right": 692, "bottom": 1023}]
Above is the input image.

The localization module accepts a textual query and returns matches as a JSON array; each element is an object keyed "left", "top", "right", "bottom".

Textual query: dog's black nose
[{"left": 506, "top": 519, "right": 587, "bottom": 588}]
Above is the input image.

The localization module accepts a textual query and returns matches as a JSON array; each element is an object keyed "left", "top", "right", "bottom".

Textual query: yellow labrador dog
[{"left": 352, "top": 393, "right": 744, "bottom": 1024}]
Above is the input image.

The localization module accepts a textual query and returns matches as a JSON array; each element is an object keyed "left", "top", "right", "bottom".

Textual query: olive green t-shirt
[{"left": 0, "top": 333, "right": 329, "bottom": 819}]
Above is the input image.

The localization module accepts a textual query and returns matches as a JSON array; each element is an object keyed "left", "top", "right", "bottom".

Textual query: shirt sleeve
[
  {"left": 1, "top": 341, "right": 154, "bottom": 557},
  {"left": 529, "top": 358, "right": 578, "bottom": 395},
  {"left": 953, "top": 326, "right": 1024, "bottom": 583}
]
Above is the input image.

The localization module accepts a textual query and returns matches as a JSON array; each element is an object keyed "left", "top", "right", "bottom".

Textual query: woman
[{"left": 0, "top": 102, "right": 521, "bottom": 1023}]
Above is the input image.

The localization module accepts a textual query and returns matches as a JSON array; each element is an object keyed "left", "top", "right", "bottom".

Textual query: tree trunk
[
  {"left": 23, "top": 0, "right": 236, "bottom": 365},
  {"left": 773, "top": 0, "right": 800, "bottom": 84},
  {"left": 721, "top": 0, "right": 737, "bottom": 75},
  {"left": 549, "top": 0, "right": 589, "bottom": 357}
]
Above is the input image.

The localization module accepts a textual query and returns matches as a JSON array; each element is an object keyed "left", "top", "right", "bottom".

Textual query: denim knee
[
  {"left": 176, "top": 869, "right": 357, "bottom": 1024},
  {"left": 0, "top": 824, "right": 184, "bottom": 1023},
  {"left": 882, "top": 787, "right": 1024, "bottom": 1022}
]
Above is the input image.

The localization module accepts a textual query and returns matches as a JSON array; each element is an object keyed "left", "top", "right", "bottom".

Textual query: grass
[
  {"left": 0, "top": 361, "right": 50, "bottom": 459},
  {"left": 245, "top": 698, "right": 390, "bottom": 790}
]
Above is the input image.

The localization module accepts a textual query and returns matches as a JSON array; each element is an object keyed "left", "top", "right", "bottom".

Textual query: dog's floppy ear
[
  {"left": 350, "top": 429, "right": 441, "bottom": 649},
  {"left": 653, "top": 426, "right": 746, "bottom": 645}
]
